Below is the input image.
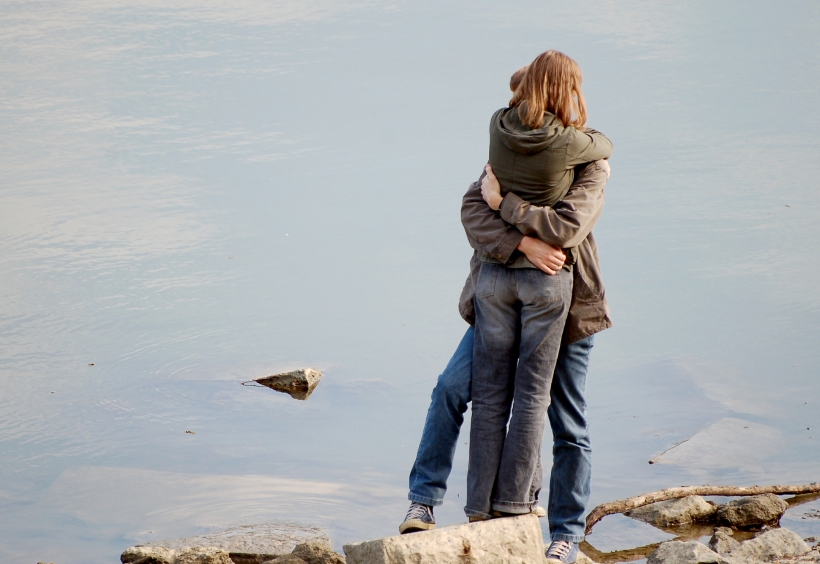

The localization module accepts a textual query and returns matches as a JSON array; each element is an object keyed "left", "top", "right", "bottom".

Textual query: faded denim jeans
[
  {"left": 466, "top": 262, "right": 572, "bottom": 520},
  {"left": 407, "top": 326, "right": 594, "bottom": 542}
]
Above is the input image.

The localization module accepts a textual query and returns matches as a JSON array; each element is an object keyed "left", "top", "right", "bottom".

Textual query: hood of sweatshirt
[{"left": 491, "top": 106, "right": 565, "bottom": 155}]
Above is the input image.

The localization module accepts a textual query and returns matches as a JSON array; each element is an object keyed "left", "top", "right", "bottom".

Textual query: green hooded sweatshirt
[{"left": 488, "top": 106, "right": 613, "bottom": 208}]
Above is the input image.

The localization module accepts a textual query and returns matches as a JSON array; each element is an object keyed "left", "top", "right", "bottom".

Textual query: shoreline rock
[
  {"left": 627, "top": 496, "right": 718, "bottom": 527},
  {"left": 343, "top": 514, "right": 545, "bottom": 564},
  {"left": 122, "top": 523, "right": 342, "bottom": 564},
  {"left": 716, "top": 494, "right": 788, "bottom": 528}
]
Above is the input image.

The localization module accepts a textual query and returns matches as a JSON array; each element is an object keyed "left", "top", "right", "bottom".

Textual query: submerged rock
[
  {"left": 727, "top": 528, "right": 810, "bottom": 562},
  {"left": 255, "top": 368, "right": 323, "bottom": 400},
  {"left": 627, "top": 496, "right": 717, "bottom": 527},
  {"left": 716, "top": 494, "right": 788, "bottom": 528},
  {"left": 647, "top": 541, "right": 726, "bottom": 564},
  {"left": 343, "top": 514, "right": 545, "bottom": 564}
]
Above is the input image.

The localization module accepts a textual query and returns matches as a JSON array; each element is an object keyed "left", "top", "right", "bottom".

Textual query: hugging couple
[{"left": 399, "top": 50, "right": 614, "bottom": 564}]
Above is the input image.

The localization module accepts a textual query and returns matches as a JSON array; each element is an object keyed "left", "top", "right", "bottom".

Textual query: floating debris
[
  {"left": 185, "top": 430, "right": 196, "bottom": 435},
  {"left": 250, "top": 368, "right": 323, "bottom": 400}
]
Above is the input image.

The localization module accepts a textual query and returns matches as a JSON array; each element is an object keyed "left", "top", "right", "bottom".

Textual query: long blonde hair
[{"left": 510, "top": 51, "right": 587, "bottom": 129}]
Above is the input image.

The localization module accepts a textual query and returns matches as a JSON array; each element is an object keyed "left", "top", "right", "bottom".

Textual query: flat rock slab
[
  {"left": 343, "top": 514, "right": 544, "bottom": 564},
  {"left": 141, "top": 523, "right": 331, "bottom": 564},
  {"left": 255, "top": 369, "right": 323, "bottom": 400},
  {"left": 122, "top": 546, "right": 233, "bottom": 564},
  {"left": 628, "top": 496, "right": 717, "bottom": 527}
]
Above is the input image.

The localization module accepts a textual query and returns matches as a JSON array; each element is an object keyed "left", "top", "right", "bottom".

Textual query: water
[{"left": 1, "top": 1, "right": 819, "bottom": 561}]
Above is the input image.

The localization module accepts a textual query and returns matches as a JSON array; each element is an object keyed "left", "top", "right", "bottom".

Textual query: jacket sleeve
[
  {"left": 461, "top": 172, "right": 525, "bottom": 263},
  {"left": 498, "top": 160, "right": 608, "bottom": 248},
  {"left": 566, "top": 128, "right": 613, "bottom": 166}
]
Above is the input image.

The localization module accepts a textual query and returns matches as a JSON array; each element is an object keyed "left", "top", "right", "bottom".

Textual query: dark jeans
[
  {"left": 408, "top": 326, "right": 594, "bottom": 542},
  {"left": 466, "top": 263, "right": 572, "bottom": 520}
]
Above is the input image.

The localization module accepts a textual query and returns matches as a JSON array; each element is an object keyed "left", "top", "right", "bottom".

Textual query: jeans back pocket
[{"left": 475, "top": 263, "right": 500, "bottom": 298}]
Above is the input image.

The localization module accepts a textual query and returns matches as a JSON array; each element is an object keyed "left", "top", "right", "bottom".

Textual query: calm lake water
[{"left": 2, "top": 1, "right": 819, "bottom": 562}]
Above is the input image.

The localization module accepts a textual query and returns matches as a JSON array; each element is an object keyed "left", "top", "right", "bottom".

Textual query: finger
[{"left": 536, "top": 261, "right": 556, "bottom": 275}]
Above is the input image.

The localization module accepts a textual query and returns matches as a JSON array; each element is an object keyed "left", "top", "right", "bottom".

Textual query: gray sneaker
[
  {"left": 399, "top": 502, "right": 435, "bottom": 534},
  {"left": 545, "top": 540, "right": 579, "bottom": 563}
]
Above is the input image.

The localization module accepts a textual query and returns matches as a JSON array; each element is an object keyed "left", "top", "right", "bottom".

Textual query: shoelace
[
  {"left": 405, "top": 503, "right": 431, "bottom": 521},
  {"left": 546, "top": 540, "right": 572, "bottom": 559}
]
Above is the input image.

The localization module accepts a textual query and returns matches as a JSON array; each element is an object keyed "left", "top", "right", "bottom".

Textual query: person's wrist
[{"left": 490, "top": 193, "right": 504, "bottom": 211}]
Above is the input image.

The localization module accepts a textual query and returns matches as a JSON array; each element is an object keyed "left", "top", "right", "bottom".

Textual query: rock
[
  {"left": 627, "top": 496, "right": 718, "bottom": 527},
  {"left": 122, "top": 546, "right": 176, "bottom": 564},
  {"left": 647, "top": 541, "right": 727, "bottom": 564},
  {"left": 716, "top": 494, "right": 788, "bottom": 528},
  {"left": 343, "top": 514, "right": 545, "bottom": 564},
  {"left": 255, "top": 369, "right": 323, "bottom": 400},
  {"left": 708, "top": 527, "right": 740, "bottom": 556},
  {"left": 264, "top": 556, "right": 308, "bottom": 564},
  {"left": 121, "top": 546, "right": 233, "bottom": 564},
  {"left": 727, "top": 528, "right": 810, "bottom": 562},
  {"left": 141, "top": 522, "right": 331, "bottom": 564},
  {"left": 174, "top": 547, "right": 233, "bottom": 564},
  {"left": 292, "top": 539, "right": 345, "bottom": 564}
]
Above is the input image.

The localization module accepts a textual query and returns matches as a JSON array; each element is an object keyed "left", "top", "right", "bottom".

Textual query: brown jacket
[{"left": 458, "top": 160, "right": 612, "bottom": 344}]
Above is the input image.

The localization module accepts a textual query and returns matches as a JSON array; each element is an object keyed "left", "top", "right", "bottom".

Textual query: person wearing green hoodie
[{"left": 465, "top": 51, "right": 612, "bottom": 564}]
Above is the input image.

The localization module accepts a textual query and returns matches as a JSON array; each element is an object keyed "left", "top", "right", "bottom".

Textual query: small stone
[
  {"left": 647, "top": 540, "right": 726, "bottom": 564},
  {"left": 264, "top": 556, "right": 308, "bottom": 564},
  {"left": 728, "top": 528, "right": 810, "bottom": 562},
  {"left": 174, "top": 547, "right": 233, "bottom": 564},
  {"left": 344, "top": 514, "right": 545, "bottom": 564},
  {"left": 715, "top": 494, "right": 788, "bottom": 528},
  {"left": 708, "top": 528, "right": 740, "bottom": 556},
  {"left": 254, "top": 369, "right": 323, "bottom": 400},
  {"left": 292, "top": 540, "right": 345, "bottom": 564},
  {"left": 121, "top": 546, "right": 176, "bottom": 564},
  {"left": 627, "top": 496, "right": 718, "bottom": 527}
]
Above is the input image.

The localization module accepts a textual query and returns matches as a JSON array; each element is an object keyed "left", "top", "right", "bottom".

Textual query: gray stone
[
  {"left": 716, "top": 494, "right": 788, "bottom": 528},
  {"left": 627, "top": 496, "right": 718, "bottom": 527},
  {"left": 174, "top": 547, "right": 233, "bottom": 564},
  {"left": 264, "top": 556, "right": 308, "bottom": 564},
  {"left": 122, "top": 546, "right": 176, "bottom": 564},
  {"left": 647, "top": 541, "right": 727, "bottom": 564},
  {"left": 292, "top": 539, "right": 345, "bottom": 564},
  {"left": 142, "top": 522, "right": 331, "bottom": 564},
  {"left": 255, "top": 369, "right": 323, "bottom": 400},
  {"left": 708, "top": 528, "right": 740, "bottom": 556},
  {"left": 121, "top": 546, "right": 233, "bottom": 564},
  {"left": 343, "top": 514, "right": 545, "bottom": 564},
  {"left": 727, "top": 528, "right": 810, "bottom": 562}
]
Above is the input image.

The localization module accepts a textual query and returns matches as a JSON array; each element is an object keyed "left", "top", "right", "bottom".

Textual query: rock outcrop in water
[
  {"left": 645, "top": 528, "right": 816, "bottom": 564},
  {"left": 121, "top": 524, "right": 343, "bottom": 564},
  {"left": 716, "top": 493, "right": 789, "bottom": 528},
  {"left": 627, "top": 495, "right": 718, "bottom": 527},
  {"left": 254, "top": 369, "right": 323, "bottom": 400}
]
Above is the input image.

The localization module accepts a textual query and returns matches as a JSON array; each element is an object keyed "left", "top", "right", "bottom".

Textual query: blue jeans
[
  {"left": 407, "top": 327, "right": 594, "bottom": 543},
  {"left": 467, "top": 264, "right": 572, "bottom": 519}
]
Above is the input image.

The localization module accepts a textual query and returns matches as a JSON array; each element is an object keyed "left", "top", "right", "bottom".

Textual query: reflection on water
[{"left": 1, "top": 1, "right": 820, "bottom": 562}]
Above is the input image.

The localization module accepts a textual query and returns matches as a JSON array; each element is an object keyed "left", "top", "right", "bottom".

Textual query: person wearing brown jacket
[{"left": 400, "top": 157, "right": 611, "bottom": 558}]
